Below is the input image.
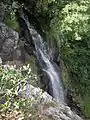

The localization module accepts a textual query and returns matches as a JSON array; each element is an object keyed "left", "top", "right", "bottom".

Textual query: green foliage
[
  {"left": 0, "top": 64, "right": 38, "bottom": 119},
  {"left": 36, "top": 0, "right": 90, "bottom": 117},
  {"left": 60, "top": 0, "right": 90, "bottom": 40},
  {"left": 4, "top": 1, "right": 20, "bottom": 31},
  {"left": 83, "top": 94, "right": 90, "bottom": 117},
  {"left": 59, "top": 1, "right": 90, "bottom": 117}
]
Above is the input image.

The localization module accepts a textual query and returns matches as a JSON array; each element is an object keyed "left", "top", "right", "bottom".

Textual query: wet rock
[
  {"left": 48, "top": 40, "right": 60, "bottom": 65},
  {"left": 41, "top": 70, "right": 54, "bottom": 97},
  {"left": 66, "top": 89, "right": 84, "bottom": 116}
]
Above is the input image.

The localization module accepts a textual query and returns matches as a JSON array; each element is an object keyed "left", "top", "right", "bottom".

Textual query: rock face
[
  {"left": 0, "top": 22, "right": 31, "bottom": 64},
  {"left": 19, "top": 84, "right": 83, "bottom": 120},
  {"left": 0, "top": 22, "right": 19, "bottom": 61},
  {"left": 0, "top": 2, "right": 5, "bottom": 22}
]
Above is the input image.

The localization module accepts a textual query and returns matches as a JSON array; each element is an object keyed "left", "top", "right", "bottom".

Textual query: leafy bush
[
  {"left": 0, "top": 64, "right": 38, "bottom": 119},
  {"left": 0, "top": 64, "right": 54, "bottom": 120}
]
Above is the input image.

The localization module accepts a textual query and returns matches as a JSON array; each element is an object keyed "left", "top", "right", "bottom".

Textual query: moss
[
  {"left": 27, "top": 56, "right": 41, "bottom": 88},
  {"left": 28, "top": 56, "right": 37, "bottom": 74},
  {"left": 83, "top": 94, "right": 90, "bottom": 118},
  {"left": 44, "top": 101, "right": 58, "bottom": 109},
  {"left": 60, "top": 60, "right": 70, "bottom": 87},
  {"left": 4, "top": 12, "right": 20, "bottom": 32}
]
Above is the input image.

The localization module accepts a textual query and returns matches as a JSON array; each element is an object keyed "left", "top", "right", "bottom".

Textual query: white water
[
  {"left": 39, "top": 49, "right": 65, "bottom": 104},
  {"left": 29, "top": 28, "right": 65, "bottom": 104},
  {"left": 21, "top": 14, "right": 65, "bottom": 104}
]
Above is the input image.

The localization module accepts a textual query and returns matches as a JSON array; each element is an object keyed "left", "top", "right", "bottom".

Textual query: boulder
[
  {"left": 19, "top": 84, "right": 83, "bottom": 120},
  {"left": 0, "top": 22, "right": 19, "bottom": 62}
]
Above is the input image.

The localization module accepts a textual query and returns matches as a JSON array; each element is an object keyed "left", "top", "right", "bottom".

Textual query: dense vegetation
[
  {"left": 1, "top": 0, "right": 90, "bottom": 118},
  {"left": 29, "top": 0, "right": 90, "bottom": 117},
  {"left": 0, "top": 65, "right": 41, "bottom": 119},
  {"left": 35, "top": 0, "right": 90, "bottom": 117}
]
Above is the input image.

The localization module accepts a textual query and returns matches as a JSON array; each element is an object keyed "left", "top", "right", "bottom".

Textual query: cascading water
[
  {"left": 19, "top": 11, "right": 65, "bottom": 104},
  {"left": 38, "top": 49, "right": 65, "bottom": 104}
]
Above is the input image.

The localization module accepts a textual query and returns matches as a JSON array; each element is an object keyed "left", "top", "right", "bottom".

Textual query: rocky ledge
[{"left": 19, "top": 84, "right": 83, "bottom": 120}]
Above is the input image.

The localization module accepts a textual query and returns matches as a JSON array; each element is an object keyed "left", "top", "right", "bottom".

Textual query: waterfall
[{"left": 19, "top": 11, "right": 65, "bottom": 104}]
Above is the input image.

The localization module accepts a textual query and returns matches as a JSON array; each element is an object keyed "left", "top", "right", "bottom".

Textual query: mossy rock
[
  {"left": 27, "top": 56, "right": 42, "bottom": 88},
  {"left": 4, "top": 12, "right": 20, "bottom": 32},
  {"left": 60, "top": 60, "right": 70, "bottom": 88},
  {"left": 83, "top": 94, "right": 90, "bottom": 118}
]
